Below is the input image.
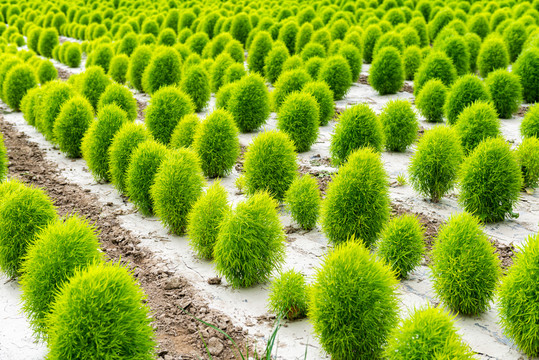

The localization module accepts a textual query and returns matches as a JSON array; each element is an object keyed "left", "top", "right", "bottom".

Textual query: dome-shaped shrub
[
  {"left": 98, "top": 83, "right": 137, "bottom": 122},
  {"left": 522, "top": 104, "right": 539, "bottom": 138},
  {"left": 379, "top": 100, "right": 418, "bottom": 152},
  {"left": 362, "top": 24, "right": 382, "bottom": 64},
  {"left": 53, "top": 96, "right": 94, "bottom": 158},
  {"left": 108, "top": 123, "right": 151, "bottom": 194},
  {"left": 142, "top": 47, "right": 182, "bottom": 94},
  {"left": 3, "top": 63, "right": 37, "bottom": 111},
  {"left": 81, "top": 104, "right": 129, "bottom": 182},
  {"left": 247, "top": 31, "right": 272, "bottom": 75},
  {"left": 37, "top": 27, "right": 58, "bottom": 58},
  {"left": 192, "top": 109, "right": 239, "bottom": 178},
  {"left": 278, "top": 21, "right": 299, "bottom": 55},
  {"left": 214, "top": 191, "right": 285, "bottom": 288},
  {"left": 384, "top": 306, "right": 474, "bottom": 359},
  {"left": 210, "top": 53, "right": 234, "bottom": 93},
  {"left": 180, "top": 64, "right": 210, "bottom": 112},
  {"left": 215, "top": 82, "right": 237, "bottom": 111},
  {"left": 477, "top": 35, "right": 509, "bottom": 78},
  {"left": 372, "top": 31, "right": 405, "bottom": 59},
  {"left": 300, "top": 43, "right": 325, "bottom": 62},
  {"left": 272, "top": 68, "right": 311, "bottom": 111},
  {"left": 264, "top": 44, "right": 289, "bottom": 84},
  {"left": 80, "top": 66, "right": 112, "bottom": 111},
  {"left": 330, "top": 104, "right": 383, "bottom": 165},
  {"left": 488, "top": 72, "right": 521, "bottom": 121},
  {"left": 431, "top": 212, "right": 501, "bottom": 314},
  {"left": 284, "top": 175, "right": 320, "bottom": 230},
  {"left": 318, "top": 55, "right": 351, "bottom": 100},
  {"left": 281, "top": 55, "right": 303, "bottom": 73},
  {"left": 37, "top": 60, "right": 57, "bottom": 84},
  {"left": 309, "top": 241, "right": 398, "bottom": 359},
  {"left": 186, "top": 32, "right": 209, "bottom": 55},
  {"left": 503, "top": 21, "right": 527, "bottom": 63},
  {"left": 158, "top": 28, "right": 176, "bottom": 46},
  {"left": 0, "top": 133, "right": 6, "bottom": 181},
  {"left": 517, "top": 137, "right": 539, "bottom": 189},
  {"left": 151, "top": 148, "right": 205, "bottom": 234},
  {"left": 223, "top": 62, "right": 245, "bottom": 84},
  {"left": 244, "top": 130, "right": 297, "bottom": 201},
  {"left": 20, "top": 86, "right": 42, "bottom": 127},
  {"left": 38, "top": 81, "right": 75, "bottom": 141},
  {"left": 303, "top": 81, "right": 334, "bottom": 126},
  {"left": 403, "top": 45, "right": 421, "bottom": 81},
  {"left": 514, "top": 48, "right": 539, "bottom": 104},
  {"left": 455, "top": 101, "right": 501, "bottom": 154},
  {"left": 108, "top": 54, "right": 129, "bottom": 84},
  {"left": 414, "top": 50, "right": 457, "bottom": 96},
  {"left": 20, "top": 215, "right": 102, "bottom": 338},
  {"left": 45, "top": 262, "right": 156, "bottom": 359},
  {"left": 145, "top": 86, "right": 194, "bottom": 144},
  {"left": 277, "top": 92, "right": 319, "bottom": 152},
  {"left": 459, "top": 137, "right": 522, "bottom": 222},
  {"left": 445, "top": 74, "right": 490, "bottom": 125},
  {"left": 339, "top": 44, "right": 361, "bottom": 82},
  {"left": 92, "top": 44, "right": 114, "bottom": 73},
  {"left": 464, "top": 32, "right": 481, "bottom": 74},
  {"left": 127, "top": 45, "right": 153, "bottom": 92},
  {"left": 228, "top": 73, "right": 270, "bottom": 132},
  {"left": 409, "top": 126, "right": 463, "bottom": 202},
  {"left": 268, "top": 269, "right": 308, "bottom": 320},
  {"left": 169, "top": 114, "right": 200, "bottom": 149},
  {"left": 415, "top": 79, "right": 447, "bottom": 123},
  {"left": 187, "top": 181, "right": 230, "bottom": 260},
  {"left": 65, "top": 43, "right": 82, "bottom": 68},
  {"left": 499, "top": 233, "right": 539, "bottom": 357},
  {"left": 0, "top": 183, "right": 57, "bottom": 278}
]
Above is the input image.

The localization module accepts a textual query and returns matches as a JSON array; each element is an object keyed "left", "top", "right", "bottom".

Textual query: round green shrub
[
  {"left": 284, "top": 175, "right": 320, "bottom": 230},
  {"left": 170, "top": 114, "right": 200, "bottom": 149},
  {"left": 464, "top": 32, "right": 482, "bottom": 74},
  {"left": 272, "top": 68, "right": 311, "bottom": 111},
  {"left": 416, "top": 79, "right": 447, "bottom": 123},
  {"left": 281, "top": 55, "right": 303, "bottom": 73},
  {"left": 0, "top": 183, "right": 57, "bottom": 278},
  {"left": 517, "top": 137, "right": 539, "bottom": 189},
  {"left": 431, "top": 212, "right": 501, "bottom": 314},
  {"left": 0, "top": 56, "right": 23, "bottom": 101},
  {"left": 142, "top": 47, "right": 182, "bottom": 95},
  {"left": 498, "top": 233, "right": 539, "bottom": 357},
  {"left": 108, "top": 123, "right": 151, "bottom": 194},
  {"left": 37, "top": 27, "right": 58, "bottom": 58},
  {"left": 247, "top": 31, "right": 272, "bottom": 75},
  {"left": 277, "top": 92, "right": 319, "bottom": 152},
  {"left": 186, "top": 32, "right": 209, "bottom": 55},
  {"left": 210, "top": 53, "right": 234, "bottom": 93},
  {"left": 192, "top": 109, "right": 239, "bottom": 178},
  {"left": 339, "top": 44, "right": 361, "bottom": 82},
  {"left": 158, "top": 28, "right": 176, "bottom": 47},
  {"left": 414, "top": 50, "right": 457, "bottom": 96},
  {"left": 330, "top": 104, "right": 383, "bottom": 165},
  {"left": 145, "top": 86, "right": 194, "bottom": 145},
  {"left": 379, "top": 100, "right": 418, "bottom": 152},
  {"left": 92, "top": 44, "right": 114, "bottom": 73},
  {"left": 108, "top": 54, "right": 129, "bottom": 84},
  {"left": 303, "top": 81, "right": 334, "bottom": 126},
  {"left": 278, "top": 21, "right": 299, "bottom": 55},
  {"left": 214, "top": 191, "right": 285, "bottom": 288},
  {"left": 65, "top": 43, "right": 82, "bottom": 68},
  {"left": 373, "top": 31, "right": 405, "bottom": 59},
  {"left": 38, "top": 81, "right": 75, "bottom": 141},
  {"left": 0, "top": 132, "right": 6, "bottom": 181},
  {"left": 438, "top": 34, "right": 469, "bottom": 77},
  {"left": 362, "top": 24, "right": 382, "bottom": 64},
  {"left": 127, "top": 45, "right": 153, "bottom": 92},
  {"left": 503, "top": 21, "right": 527, "bottom": 63},
  {"left": 264, "top": 44, "right": 289, "bottom": 84},
  {"left": 244, "top": 130, "right": 297, "bottom": 201},
  {"left": 20, "top": 215, "right": 102, "bottom": 338},
  {"left": 53, "top": 96, "right": 94, "bottom": 158},
  {"left": 484, "top": 69, "right": 522, "bottom": 119},
  {"left": 268, "top": 269, "right": 308, "bottom": 320},
  {"left": 477, "top": 36, "right": 509, "bottom": 78},
  {"left": 81, "top": 104, "right": 129, "bottom": 182},
  {"left": 305, "top": 57, "right": 324, "bottom": 80},
  {"left": 319, "top": 55, "right": 351, "bottom": 100},
  {"left": 80, "top": 66, "right": 112, "bottom": 111},
  {"left": 409, "top": 126, "right": 463, "bottom": 202},
  {"left": 459, "top": 137, "right": 522, "bottom": 222},
  {"left": 445, "top": 74, "right": 490, "bottom": 125},
  {"left": 369, "top": 46, "right": 405, "bottom": 95},
  {"left": 309, "top": 241, "right": 398, "bottom": 359},
  {"left": 384, "top": 306, "right": 474, "bottom": 359},
  {"left": 522, "top": 104, "right": 539, "bottom": 139},
  {"left": 118, "top": 33, "right": 138, "bottom": 57},
  {"left": 514, "top": 48, "right": 539, "bottom": 104},
  {"left": 228, "top": 73, "right": 270, "bottom": 132},
  {"left": 455, "top": 101, "right": 501, "bottom": 154},
  {"left": 215, "top": 82, "right": 237, "bottom": 111},
  {"left": 20, "top": 86, "right": 43, "bottom": 127},
  {"left": 3, "top": 63, "right": 37, "bottom": 111},
  {"left": 223, "top": 63, "right": 245, "bottom": 84},
  {"left": 98, "top": 83, "right": 137, "bottom": 122},
  {"left": 150, "top": 148, "right": 205, "bottom": 234},
  {"left": 469, "top": 13, "right": 490, "bottom": 40},
  {"left": 45, "top": 262, "right": 156, "bottom": 359},
  {"left": 187, "top": 181, "right": 230, "bottom": 260},
  {"left": 403, "top": 45, "right": 421, "bottom": 81},
  {"left": 180, "top": 64, "right": 210, "bottom": 112},
  {"left": 37, "top": 60, "right": 57, "bottom": 84}
]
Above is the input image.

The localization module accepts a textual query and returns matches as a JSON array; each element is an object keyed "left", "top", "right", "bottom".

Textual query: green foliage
[
  {"left": 416, "top": 79, "right": 447, "bottom": 123},
  {"left": 81, "top": 104, "right": 129, "bottom": 182},
  {"left": 403, "top": 45, "right": 421, "bottom": 81},
  {"left": 210, "top": 53, "right": 234, "bottom": 93},
  {"left": 498, "top": 233, "right": 539, "bottom": 357},
  {"left": 158, "top": 28, "right": 176, "bottom": 46},
  {"left": 187, "top": 181, "right": 230, "bottom": 260},
  {"left": 369, "top": 46, "right": 404, "bottom": 95},
  {"left": 80, "top": 66, "right": 112, "bottom": 111},
  {"left": 318, "top": 55, "right": 351, "bottom": 100},
  {"left": 65, "top": 44, "right": 82, "bottom": 68},
  {"left": 108, "top": 123, "right": 151, "bottom": 194},
  {"left": 302, "top": 81, "right": 334, "bottom": 126},
  {"left": 431, "top": 212, "right": 501, "bottom": 314},
  {"left": 248, "top": 31, "right": 272, "bottom": 75},
  {"left": 264, "top": 44, "right": 289, "bottom": 84},
  {"left": 0, "top": 183, "right": 57, "bottom": 278},
  {"left": 438, "top": 34, "right": 469, "bottom": 77},
  {"left": 379, "top": 100, "right": 418, "bottom": 152},
  {"left": 514, "top": 48, "right": 539, "bottom": 104},
  {"left": 272, "top": 68, "right": 311, "bottom": 111},
  {"left": 503, "top": 21, "right": 527, "bottom": 62},
  {"left": 228, "top": 73, "right": 270, "bottom": 132},
  {"left": 409, "top": 126, "right": 463, "bottom": 202},
  {"left": 0, "top": 132, "right": 6, "bottom": 181},
  {"left": 38, "top": 81, "right": 75, "bottom": 141},
  {"left": 37, "top": 60, "right": 57, "bottom": 84},
  {"left": 459, "top": 137, "right": 522, "bottom": 222},
  {"left": 278, "top": 21, "right": 299, "bottom": 55},
  {"left": 20, "top": 215, "right": 102, "bottom": 338},
  {"left": 53, "top": 96, "right": 94, "bottom": 158},
  {"left": 517, "top": 137, "right": 539, "bottom": 189},
  {"left": 414, "top": 50, "right": 457, "bottom": 96},
  {"left": 214, "top": 191, "right": 285, "bottom": 288},
  {"left": 169, "top": 114, "right": 200, "bottom": 149},
  {"left": 477, "top": 35, "right": 509, "bottom": 78},
  {"left": 142, "top": 47, "right": 182, "bottom": 94},
  {"left": 46, "top": 262, "right": 156, "bottom": 359},
  {"left": 151, "top": 148, "right": 205, "bottom": 234},
  {"left": 37, "top": 27, "right": 58, "bottom": 58},
  {"left": 362, "top": 24, "right": 382, "bottom": 64},
  {"left": 522, "top": 104, "right": 539, "bottom": 139},
  {"left": 464, "top": 32, "right": 482, "bottom": 73},
  {"left": 330, "top": 104, "right": 383, "bottom": 165},
  {"left": 285, "top": 175, "right": 320, "bottom": 230},
  {"left": 384, "top": 306, "right": 474, "bottom": 360},
  {"left": 98, "top": 83, "right": 137, "bottom": 122},
  {"left": 215, "top": 82, "right": 237, "bottom": 111},
  {"left": 125, "top": 140, "right": 168, "bottom": 216},
  {"left": 277, "top": 92, "right": 319, "bottom": 152},
  {"left": 3, "top": 63, "right": 37, "bottom": 111},
  {"left": 145, "top": 86, "right": 194, "bottom": 144},
  {"left": 180, "top": 64, "right": 210, "bottom": 112},
  {"left": 268, "top": 269, "right": 308, "bottom": 320},
  {"left": 92, "top": 44, "right": 114, "bottom": 73},
  {"left": 339, "top": 44, "right": 361, "bottom": 82},
  {"left": 309, "top": 241, "right": 398, "bottom": 359},
  {"left": 127, "top": 45, "right": 153, "bottom": 92},
  {"left": 223, "top": 63, "right": 246, "bottom": 84},
  {"left": 445, "top": 74, "right": 490, "bottom": 125},
  {"left": 244, "top": 130, "right": 297, "bottom": 201},
  {"left": 485, "top": 69, "right": 522, "bottom": 119},
  {"left": 455, "top": 101, "right": 501, "bottom": 154},
  {"left": 108, "top": 54, "right": 129, "bottom": 84}
]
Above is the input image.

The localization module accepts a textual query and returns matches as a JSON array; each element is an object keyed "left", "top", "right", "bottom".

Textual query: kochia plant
[
  {"left": 169, "top": 114, "right": 200, "bottom": 149},
  {"left": 80, "top": 66, "right": 112, "bottom": 111},
  {"left": 268, "top": 269, "right": 308, "bottom": 320},
  {"left": 98, "top": 83, "right": 138, "bottom": 122},
  {"left": 513, "top": 48, "right": 539, "bottom": 104},
  {"left": 369, "top": 46, "right": 404, "bottom": 95},
  {"left": 228, "top": 74, "right": 270, "bottom": 133},
  {"left": 180, "top": 65, "right": 210, "bottom": 112},
  {"left": 142, "top": 47, "right": 182, "bottom": 94},
  {"left": 379, "top": 100, "right": 418, "bottom": 152},
  {"left": 53, "top": 96, "right": 94, "bottom": 158},
  {"left": 284, "top": 175, "right": 321, "bottom": 230},
  {"left": 318, "top": 55, "right": 351, "bottom": 100},
  {"left": 302, "top": 81, "right": 334, "bottom": 126},
  {"left": 444, "top": 74, "right": 490, "bottom": 125},
  {"left": 277, "top": 92, "right": 319, "bottom": 152},
  {"left": 271, "top": 68, "right": 311, "bottom": 112},
  {"left": 3, "top": 64, "right": 37, "bottom": 111},
  {"left": 415, "top": 79, "right": 447, "bottom": 123},
  {"left": 521, "top": 104, "right": 539, "bottom": 139},
  {"left": 485, "top": 69, "right": 522, "bottom": 119},
  {"left": 517, "top": 137, "right": 539, "bottom": 189}
]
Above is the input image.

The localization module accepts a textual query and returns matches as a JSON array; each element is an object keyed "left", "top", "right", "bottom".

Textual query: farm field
[{"left": 0, "top": 0, "right": 539, "bottom": 359}]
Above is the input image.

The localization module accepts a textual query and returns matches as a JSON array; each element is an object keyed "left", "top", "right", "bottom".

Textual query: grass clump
[
  {"left": 309, "top": 241, "right": 398, "bottom": 359},
  {"left": 37, "top": 81, "right": 75, "bottom": 141},
  {"left": 369, "top": 46, "right": 404, "bottom": 95},
  {"left": 322, "top": 147, "right": 390, "bottom": 247},
  {"left": 3, "top": 63, "right": 37, "bottom": 111},
  {"left": 414, "top": 50, "right": 457, "bottom": 96},
  {"left": 80, "top": 66, "right": 112, "bottom": 111},
  {"left": 214, "top": 191, "right": 285, "bottom": 288},
  {"left": 302, "top": 81, "right": 334, "bottom": 126},
  {"left": 409, "top": 126, "right": 463, "bottom": 202},
  {"left": 181, "top": 65, "right": 210, "bottom": 112},
  {"left": 485, "top": 69, "right": 522, "bottom": 119},
  {"left": 277, "top": 92, "right": 319, "bottom": 152},
  {"left": 53, "top": 96, "right": 94, "bottom": 158},
  {"left": 445, "top": 74, "right": 490, "bottom": 125},
  {"left": 228, "top": 74, "right": 270, "bottom": 133},
  {"left": 37, "top": 27, "right": 58, "bottom": 58},
  {"left": 268, "top": 269, "right": 308, "bottom": 320},
  {"left": 521, "top": 104, "right": 539, "bottom": 139},
  {"left": 455, "top": 101, "right": 501, "bottom": 154},
  {"left": 271, "top": 68, "right": 311, "bottom": 112},
  {"left": 142, "top": 47, "right": 182, "bottom": 95},
  {"left": 285, "top": 175, "right": 320, "bottom": 230},
  {"left": 477, "top": 35, "right": 509, "bottom": 78},
  {"left": 127, "top": 45, "right": 153, "bottom": 92},
  {"left": 108, "top": 54, "right": 129, "bottom": 84},
  {"left": 431, "top": 212, "right": 501, "bottom": 315},
  {"left": 170, "top": 114, "right": 200, "bottom": 149},
  {"left": 517, "top": 137, "right": 539, "bottom": 189},
  {"left": 514, "top": 48, "right": 539, "bottom": 104},
  {"left": 37, "top": 60, "right": 57, "bottom": 84},
  {"left": 459, "top": 137, "right": 522, "bottom": 222},
  {"left": 98, "top": 83, "right": 137, "bottom": 122},
  {"left": 415, "top": 79, "right": 447, "bottom": 123},
  {"left": 379, "top": 100, "right": 418, "bottom": 152},
  {"left": 318, "top": 55, "right": 351, "bottom": 100}
]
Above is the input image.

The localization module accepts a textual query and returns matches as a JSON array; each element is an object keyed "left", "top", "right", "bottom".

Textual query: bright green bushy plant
[
  {"left": 309, "top": 241, "right": 398, "bottom": 359},
  {"left": 277, "top": 92, "right": 319, "bottom": 152},
  {"left": 485, "top": 69, "right": 522, "bottom": 119},
  {"left": 455, "top": 101, "right": 501, "bottom": 154},
  {"left": 271, "top": 68, "right": 311, "bottom": 112},
  {"left": 431, "top": 212, "right": 501, "bottom": 314},
  {"left": 169, "top": 114, "right": 200, "bottom": 149},
  {"left": 403, "top": 45, "right": 421, "bottom": 81},
  {"left": 151, "top": 148, "right": 205, "bottom": 234},
  {"left": 80, "top": 66, "right": 112, "bottom": 111},
  {"left": 369, "top": 46, "right": 404, "bottom": 95},
  {"left": 415, "top": 79, "right": 447, "bottom": 123},
  {"left": 65, "top": 44, "right": 82, "bottom": 68},
  {"left": 437, "top": 34, "right": 469, "bottom": 77},
  {"left": 268, "top": 269, "right": 308, "bottom": 320},
  {"left": 522, "top": 104, "right": 539, "bottom": 138},
  {"left": 517, "top": 137, "right": 539, "bottom": 189},
  {"left": 228, "top": 73, "right": 270, "bottom": 132},
  {"left": 38, "top": 81, "right": 75, "bottom": 142},
  {"left": 330, "top": 103, "right": 383, "bottom": 165},
  {"left": 0, "top": 132, "right": 6, "bottom": 181},
  {"left": 459, "top": 137, "right": 522, "bottom": 222},
  {"left": 318, "top": 55, "right": 351, "bottom": 100},
  {"left": 20, "top": 215, "right": 102, "bottom": 338},
  {"left": 108, "top": 54, "right": 129, "bottom": 84},
  {"left": 339, "top": 44, "right": 361, "bottom": 82},
  {"left": 223, "top": 63, "right": 246, "bottom": 84},
  {"left": 302, "top": 81, "right": 334, "bottom": 126},
  {"left": 243, "top": 130, "right": 297, "bottom": 201},
  {"left": 108, "top": 123, "right": 151, "bottom": 194},
  {"left": 285, "top": 175, "right": 321, "bottom": 230},
  {"left": 214, "top": 191, "right": 285, "bottom": 288},
  {"left": 247, "top": 31, "right": 273, "bottom": 75},
  {"left": 215, "top": 82, "right": 237, "bottom": 111},
  {"left": 145, "top": 86, "right": 194, "bottom": 144},
  {"left": 322, "top": 147, "right": 390, "bottom": 247},
  {"left": 127, "top": 45, "right": 153, "bottom": 92},
  {"left": 414, "top": 50, "right": 457, "bottom": 96},
  {"left": 264, "top": 44, "right": 289, "bottom": 84},
  {"left": 142, "top": 47, "right": 182, "bottom": 94},
  {"left": 362, "top": 24, "right": 382, "bottom": 64},
  {"left": 98, "top": 83, "right": 137, "bottom": 122},
  {"left": 514, "top": 48, "right": 539, "bottom": 104},
  {"left": 210, "top": 53, "right": 234, "bottom": 93},
  {"left": 409, "top": 126, "right": 464, "bottom": 202},
  {"left": 53, "top": 96, "right": 94, "bottom": 158},
  {"left": 192, "top": 109, "right": 239, "bottom": 178},
  {"left": 0, "top": 183, "right": 57, "bottom": 278},
  {"left": 37, "top": 60, "right": 57, "bottom": 84},
  {"left": 20, "top": 86, "right": 42, "bottom": 127},
  {"left": 45, "top": 262, "right": 156, "bottom": 359},
  {"left": 37, "top": 27, "right": 58, "bottom": 58},
  {"left": 180, "top": 64, "right": 210, "bottom": 112},
  {"left": 477, "top": 35, "right": 509, "bottom": 78},
  {"left": 92, "top": 44, "right": 114, "bottom": 73},
  {"left": 445, "top": 74, "right": 490, "bottom": 125},
  {"left": 3, "top": 63, "right": 37, "bottom": 111},
  {"left": 379, "top": 100, "right": 418, "bottom": 152}
]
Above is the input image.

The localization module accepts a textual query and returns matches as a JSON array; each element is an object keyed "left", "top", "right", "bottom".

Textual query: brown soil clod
[
  {"left": 234, "top": 144, "right": 247, "bottom": 173},
  {"left": 358, "top": 74, "right": 369, "bottom": 85}
]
